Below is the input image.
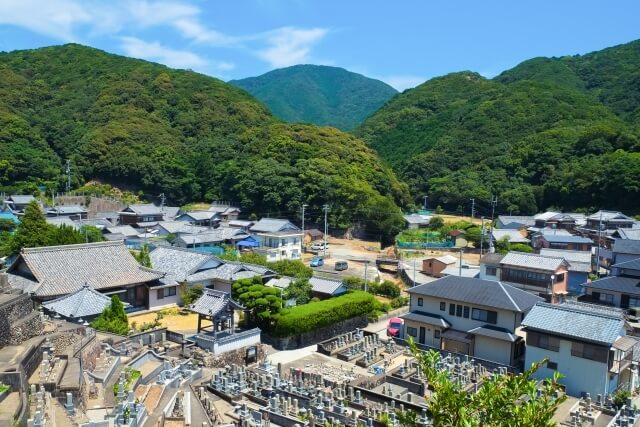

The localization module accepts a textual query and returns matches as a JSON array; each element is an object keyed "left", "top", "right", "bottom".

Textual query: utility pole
[
  {"left": 480, "top": 216, "right": 485, "bottom": 258},
  {"left": 422, "top": 195, "right": 428, "bottom": 211},
  {"left": 323, "top": 204, "right": 329, "bottom": 258},
  {"left": 65, "top": 159, "right": 71, "bottom": 194},
  {"left": 413, "top": 258, "right": 417, "bottom": 286},
  {"left": 301, "top": 203, "right": 308, "bottom": 235},
  {"left": 595, "top": 211, "right": 603, "bottom": 277},
  {"left": 159, "top": 193, "right": 166, "bottom": 211},
  {"left": 489, "top": 195, "right": 497, "bottom": 252},
  {"left": 364, "top": 260, "right": 369, "bottom": 292},
  {"left": 459, "top": 249, "right": 463, "bottom": 277},
  {"left": 470, "top": 198, "right": 475, "bottom": 220}
]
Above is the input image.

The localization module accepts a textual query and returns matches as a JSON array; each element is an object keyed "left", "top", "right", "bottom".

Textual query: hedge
[{"left": 270, "top": 291, "right": 376, "bottom": 337}]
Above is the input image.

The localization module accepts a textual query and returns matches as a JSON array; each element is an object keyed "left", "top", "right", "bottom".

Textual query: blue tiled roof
[
  {"left": 522, "top": 302, "right": 624, "bottom": 346},
  {"left": 541, "top": 234, "right": 593, "bottom": 244}
]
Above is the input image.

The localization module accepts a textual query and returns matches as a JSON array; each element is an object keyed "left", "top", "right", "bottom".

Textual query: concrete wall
[
  {"left": 479, "top": 264, "right": 500, "bottom": 281},
  {"left": 148, "top": 287, "right": 180, "bottom": 310},
  {"left": 526, "top": 338, "right": 613, "bottom": 397},
  {"left": 474, "top": 335, "right": 512, "bottom": 366}
]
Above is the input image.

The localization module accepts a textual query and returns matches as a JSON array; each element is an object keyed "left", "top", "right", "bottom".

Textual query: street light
[{"left": 549, "top": 274, "right": 555, "bottom": 303}]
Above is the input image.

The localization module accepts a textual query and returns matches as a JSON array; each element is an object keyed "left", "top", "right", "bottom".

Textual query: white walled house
[
  {"left": 250, "top": 218, "right": 303, "bottom": 261},
  {"left": 402, "top": 276, "right": 543, "bottom": 367},
  {"left": 522, "top": 301, "right": 639, "bottom": 397}
]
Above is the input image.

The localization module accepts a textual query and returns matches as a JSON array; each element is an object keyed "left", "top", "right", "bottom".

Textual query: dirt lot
[{"left": 129, "top": 310, "right": 199, "bottom": 333}]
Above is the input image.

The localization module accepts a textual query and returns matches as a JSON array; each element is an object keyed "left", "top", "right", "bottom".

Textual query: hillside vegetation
[
  {"left": 357, "top": 40, "right": 640, "bottom": 214},
  {"left": 0, "top": 44, "right": 409, "bottom": 239},
  {"left": 230, "top": 64, "right": 397, "bottom": 131}
]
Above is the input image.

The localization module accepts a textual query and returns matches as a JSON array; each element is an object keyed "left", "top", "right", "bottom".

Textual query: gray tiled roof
[
  {"left": 308, "top": 277, "right": 347, "bottom": 296},
  {"left": 175, "top": 228, "right": 248, "bottom": 245},
  {"left": 105, "top": 225, "right": 139, "bottom": 237},
  {"left": 8, "top": 195, "right": 35, "bottom": 204},
  {"left": 497, "top": 215, "right": 535, "bottom": 227},
  {"left": 540, "top": 234, "right": 593, "bottom": 244},
  {"left": 208, "top": 204, "right": 241, "bottom": 214},
  {"left": 189, "top": 288, "right": 243, "bottom": 316},
  {"left": 76, "top": 218, "right": 114, "bottom": 228},
  {"left": 400, "top": 311, "right": 451, "bottom": 328},
  {"left": 522, "top": 301, "right": 624, "bottom": 346},
  {"left": 149, "top": 246, "right": 222, "bottom": 281},
  {"left": 46, "top": 217, "right": 78, "bottom": 229},
  {"left": 467, "top": 325, "right": 517, "bottom": 342},
  {"left": 539, "top": 249, "right": 592, "bottom": 273},
  {"left": 229, "top": 220, "right": 254, "bottom": 228},
  {"left": 613, "top": 239, "right": 640, "bottom": 255},
  {"left": 250, "top": 218, "right": 300, "bottom": 233},
  {"left": 177, "top": 211, "right": 220, "bottom": 221},
  {"left": 122, "top": 204, "right": 163, "bottom": 215},
  {"left": 162, "top": 206, "right": 180, "bottom": 220},
  {"left": 584, "top": 275, "right": 640, "bottom": 295},
  {"left": 47, "top": 205, "right": 87, "bottom": 215},
  {"left": 153, "top": 221, "right": 209, "bottom": 235},
  {"left": 8, "top": 241, "right": 164, "bottom": 297},
  {"left": 265, "top": 277, "right": 293, "bottom": 289},
  {"left": 42, "top": 283, "right": 130, "bottom": 318},
  {"left": 491, "top": 229, "right": 530, "bottom": 243},
  {"left": 617, "top": 229, "right": 640, "bottom": 240},
  {"left": 612, "top": 258, "right": 640, "bottom": 270},
  {"left": 480, "top": 253, "right": 505, "bottom": 266},
  {"left": 407, "top": 276, "right": 543, "bottom": 312},
  {"left": 186, "top": 260, "right": 274, "bottom": 283},
  {"left": 588, "top": 210, "right": 634, "bottom": 222},
  {"left": 500, "top": 251, "right": 568, "bottom": 272}
]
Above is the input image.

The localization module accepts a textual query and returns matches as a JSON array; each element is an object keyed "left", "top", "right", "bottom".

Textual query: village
[{"left": 0, "top": 194, "right": 640, "bottom": 426}]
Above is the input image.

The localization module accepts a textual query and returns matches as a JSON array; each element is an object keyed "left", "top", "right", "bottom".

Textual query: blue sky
[{"left": 0, "top": 1, "right": 638, "bottom": 90}]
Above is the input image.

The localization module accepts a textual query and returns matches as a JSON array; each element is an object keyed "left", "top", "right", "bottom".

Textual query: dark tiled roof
[
  {"left": 149, "top": 246, "right": 222, "bottom": 281},
  {"left": 250, "top": 218, "right": 300, "bottom": 233},
  {"left": 613, "top": 239, "right": 640, "bottom": 255},
  {"left": 480, "top": 253, "right": 505, "bottom": 266},
  {"left": 522, "top": 301, "right": 624, "bottom": 346},
  {"left": 42, "top": 283, "right": 130, "bottom": 318},
  {"left": 189, "top": 289, "right": 243, "bottom": 316},
  {"left": 500, "top": 252, "right": 568, "bottom": 271},
  {"left": 612, "top": 258, "right": 640, "bottom": 270},
  {"left": 308, "top": 277, "right": 347, "bottom": 296},
  {"left": 8, "top": 241, "right": 164, "bottom": 297},
  {"left": 407, "top": 276, "right": 543, "bottom": 312},
  {"left": 584, "top": 275, "right": 640, "bottom": 294},
  {"left": 401, "top": 311, "right": 451, "bottom": 328},
  {"left": 467, "top": 325, "right": 517, "bottom": 342},
  {"left": 540, "top": 234, "right": 593, "bottom": 244}
]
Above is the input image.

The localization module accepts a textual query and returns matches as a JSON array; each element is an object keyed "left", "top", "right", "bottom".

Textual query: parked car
[
  {"left": 335, "top": 260, "right": 348, "bottom": 271},
  {"left": 310, "top": 242, "right": 329, "bottom": 251},
  {"left": 386, "top": 317, "right": 404, "bottom": 337},
  {"left": 310, "top": 256, "right": 324, "bottom": 267}
]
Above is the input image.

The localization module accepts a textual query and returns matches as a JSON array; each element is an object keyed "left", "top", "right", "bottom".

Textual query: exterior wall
[
  {"left": 567, "top": 271, "right": 588, "bottom": 295},
  {"left": 498, "top": 265, "right": 569, "bottom": 297},
  {"left": 525, "top": 338, "right": 613, "bottom": 397},
  {"left": 148, "top": 286, "right": 180, "bottom": 310},
  {"left": 479, "top": 264, "right": 500, "bottom": 281},
  {"left": 474, "top": 335, "right": 512, "bottom": 366},
  {"left": 256, "top": 233, "right": 302, "bottom": 261},
  {"left": 614, "top": 253, "right": 640, "bottom": 264},
  {"left": 421, "top": 259, "right": 450, "bottom": 277},
  {"left": 404, "top": 319, "right": 440, "bottom": 348}
]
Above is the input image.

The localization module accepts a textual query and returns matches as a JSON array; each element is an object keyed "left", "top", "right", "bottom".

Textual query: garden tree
[
  {"left": 0, "top": 218, "right": 16, "bottom": 232},
  {"left": 8, "top": 200, "right": 50, "bottom": 253},
  {"left": 283, "top": 278, "right": 312, "bottom": 305},
  {"left": 179, "top": 283, "right": 204, "bottom": 307},
  {"left": 90, "top": 295, "right": 129, "bottom": 335},
  {"left": 495, "top": 237, "right": 534, "bottom": 254},
  {"left": 79, "top": 225, "right": 104, "bottom": 243},
  {"left": 232, "top": 276, "right": 281, "bottom": 328},
  {"left": 464, "top": 226, "right": 490, "bottom": 249},
  {"left": 132, "top": 245, "right": 152, "bottom": 268},
  {"left": 343, "top": 276, "right": 365, "bottom": 291},
  {"left": 400, "top": 341, "right": 566, "bottom": 427},
  {"left": 428, "top": 216, "right": 444, "bottom": 230},
  {"left": 268, "top": 259, "right": 313, "bottom": 279},
  {"left": 374, "top": 280, "right": 401, "bottom": 298},
  {"left": 239, "top": 253, "right": 268, "bottom": 266}
]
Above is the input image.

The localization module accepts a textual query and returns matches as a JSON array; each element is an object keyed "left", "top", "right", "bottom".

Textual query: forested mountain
[
  {"left": 357, "top": 40, "right": 640, "bottom": 214},
  {"left": 230, "top": 65, "right": 397, "bottom": 131},
  {"left": 0, "top": 44, "right": 410, "bottom": 239}
]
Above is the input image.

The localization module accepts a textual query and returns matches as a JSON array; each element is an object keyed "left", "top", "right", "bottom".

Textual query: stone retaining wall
[
  {"left": 263, "top": 315, "right": 369, "bottom": 350},
  {"left": 0, "top": 293, "right": 43, "bottom": 347},
  {"left": 8, "top": 312, "right": 44, "bottom": 346}
]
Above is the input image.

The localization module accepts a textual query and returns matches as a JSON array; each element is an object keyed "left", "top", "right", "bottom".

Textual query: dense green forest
[
  {"left": 357, "top": 40, "right": 640, "bottom": 214},
  {"left": 230, "top": 64, "right": 397, "bottom": 131},
  {"left": 0, "top": 44, "right": 410, "bottom": 240}
]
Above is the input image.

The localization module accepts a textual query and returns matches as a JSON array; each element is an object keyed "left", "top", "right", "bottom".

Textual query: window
[
  {"left": 486, "top": 266, "right": 497, "bottom": 276},
  {"left": 456, "top": 305, "right": 463, "bottom": 317},
  {"left": 554, "top": 273, "right": 564, "bottom": 282},
  {"left": 449, "top": 303, "right": 455, "bottom": 315},
  {"left": 546, "top": 361, "right": 558, "bottom": 370},
  {"left": 571, "top": 342, "right": 609, "bottom": 363},
  {"left": 526, "top": 331, "right": 560, "bottom": 352},
  {"left": 407, "top": 327, "right": 418, "bottom": 337},
  {"left": 599, "top": 293, "right": 614, "bottom": 304},
  {"left": 418, "top": 298, "right": 423, "bottom": 307},
  {"left": 629, "top": 297, "right": 640, "bottom": 308},
  {"left": 463, "top": 306, "right": 470, "bottom": 318},
  {"left": 157, "top": 287, "right": 176, "bottom": 299},
  {"left": 471, "top": 308, "right": 498, "bottom": 324},
  {"left": 439, "top": 302, "right": 446, "bottom": 311},
  {"left": 434, "top": 330, "right": 441, "bottom": 339}
]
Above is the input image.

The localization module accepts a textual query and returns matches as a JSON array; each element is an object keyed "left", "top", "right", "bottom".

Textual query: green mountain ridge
[
  {"left": 0, "top": 44, "right": 410, "bottom": 239},
  {"left": 230, "top": 64, "right": 398, "bottom": 131},
  {"left": 357, "top": 40, "right": 640, "bottom": 214}
]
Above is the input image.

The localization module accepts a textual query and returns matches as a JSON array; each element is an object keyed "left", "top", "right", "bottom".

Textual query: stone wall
[
  {"left": 0, "top": 293, "right": 43, "bottom": 348},
  {"left": 190, "top": 344, "right": 266, "bottom": 368},
  {"left": 79, "top": 337, "right": 102, "bottom": 373},
  {"left": 263, "top": 315, "right": 369, "bottom": 350},
  {"left": 8, "top": 312, "right": 44, "bottom": 346}
]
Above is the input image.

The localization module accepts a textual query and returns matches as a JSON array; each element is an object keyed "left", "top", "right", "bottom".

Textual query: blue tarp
[{"left": 237, "top": 238, "right": 260, "bottom": 248}]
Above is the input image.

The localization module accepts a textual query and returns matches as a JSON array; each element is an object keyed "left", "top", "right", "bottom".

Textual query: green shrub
[
  {"left": 390, "top": 296, "right": 409, "bottom": 309},
  {"left": 112, "top": 368, "right": 141, "bottom": 395},
  {"left": 270, "top": 291, "right": 376, "bottom": 337},
  {"left": 90, "top": 296, "right": 129, "bottom": 335}
]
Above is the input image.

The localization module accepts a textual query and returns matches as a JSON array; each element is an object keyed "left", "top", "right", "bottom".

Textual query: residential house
[
  {"left": 496, "top": 216, "right": 535, "bottom": 230},
  {"left": 491, "top": 229, "right": 530, "bottom": 245},
  {"left": 441, "top": 265, "right": 480, "bottom": 278},
  {"left": 611, "top": 239, "right": 640, "bottom": 265},
  {"left": 421, "top": 255, "right": 458, "bottom": 277},
  {"left": 532, "top": 232, "right": 593, "bottom": 251},
  {"left": 250, "top": 219, "right": 303, "bottom": 261},
  {"left": 404, "top": 214, "right": 431, "bottom": 229},
  {"left": 175, "top": 211, "right": 220, "bottom": 227},
  {"left": 522, "top": 301, "right": 638, "bottom": 397},
  {"left": 580, "top": 259, "right": 640, "bottom": 309},
  {"left": 173, "top": 227, "right": 249, "bottom": 250},
  {"left": 149, "top": 246, "right": 276, "bottom": 295},
  {"left": 42, "top": 283, "right": 131, "bottom": 321},
  {"left": 308, "top": 277, "right": 348, "bottom": 298},
  {"left": 402, "top": 276, "right": 543, "bottom": 366},
  {"left": 95, "top": 211, "right": 120, "bottom": 225},
  {"left": 228, "top": 220, "right": 254, "bottom": 232},
  {"left": 45, "top": 205, "right": 88, "bottom": 220},
  {"left": 540, "top": 249, "right": 592, "bottom": 294},
  {"left": 76, "top": 218, "right": 113, "bottom": 230},
  {"left": 481, "top": 251, "right": 570, "bottom": 301},
  {"left": 303, "top": 228, "right": 324, "bottom": 244},
  {"left": 613, "top": 228, "right": 640, "bottom": 241},
  {"left": 533, "top": 212, "right": 578, "bottom": 230},
  {"left": 6, "top": 241, "right": 169, "bottom": 310},
  {"left": 449, "top": 230, "right": 467, "bottom": 247},
  {"left": 161, "top": 206, "right": 181, "bottom": 221},
  {"left": 45, "top": 217, "right": 78, "bottom": 229},
  {"left": 151, "top": 221, "right": 208, "bottom": 237},
  {"left": 479, "top": 253, "right": 504, "bottom": 281},
  {"left": 103, "top": 225, "right": 140, "bottom": 239},
  {"left": 4, "top": 195, "right": 36, "bottom": 213},
  {"left": 118, "top": 204, "right": 164, "bottom": 228},
  {"left": 585, "top": 211, "right": 636, "bottom": 232},
  {"left": 208, "top": 202, "right": 241, "bottom": 222}
]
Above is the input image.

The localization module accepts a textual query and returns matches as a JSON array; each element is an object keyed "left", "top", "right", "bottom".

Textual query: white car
[{"left": 310, "top": 242, "right": 329, "bottom": 251}]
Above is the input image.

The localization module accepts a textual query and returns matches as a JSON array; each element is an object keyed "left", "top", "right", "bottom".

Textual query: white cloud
[
  {"left": 257, "top": 26, "right": 328, "bottom": 68},
  {"left": 173, "top": 18, "right": 238, "bottom": 46},
  {"left": 382, "top": 75, "right": 425, "bottom": 91},
  {"left": 127, "top": 0, "right": 199, "bottom": 27},
  {"left": 0, "top": 0, "right": 92, "bottom": 41},
  {"left": 120, "top": 36, "right": 208, "bottom": 69}
]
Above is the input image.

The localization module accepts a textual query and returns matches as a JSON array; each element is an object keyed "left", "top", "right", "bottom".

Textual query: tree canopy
[{"left": 90, "top": 295, "right": 129, "bottom": 335}]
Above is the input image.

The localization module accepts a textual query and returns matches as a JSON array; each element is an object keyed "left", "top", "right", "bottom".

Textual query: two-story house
[
  {"left": 533, "top": 212, "right": 578, "bottom": 230},
  {"left": 496, "top": 215, "right": 535, "bottom": 230},
  {"left": 421, "top": 255, "right": 457, "bottom": 277},
  {"left": 522, "top": 301, "right": 638, "bottom": 397},
  {"left": 250, "top": 218, "right": 303, "bottom": 261},
  {"left": 119, "top": 204, "right": 165, "bottom": 228},
  {"left": 539, "top": 249, "right": 592, "bottom": 294},
  {"left": 532, "top": 232, "right": 593, "bottom": 251},
  {"left": 3, "top": 195, "right": 36, "bottom": 213},
  {"left": 208, "top": 202, "right": 241, "bottom": 222},
  {"left": 402, "top": 276, "right": 542, "bottom": 366},
  {"left": 175, "top": 211, "right": 221, "bottom": 227},
  {"left": 46, "top": 205, "right": 88, "bottom": 220},
  {"left": 611, "top": 239, "right": 640, "bottom": 265},
  {"left": 480, "top": 252, "right": 569, "bottom": 301},
  {"left": 585, "top": 210, "right": 636, "bottom": 232},
  {"left": 581, "top": 259, "right": 640, "bottom": 309}
]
